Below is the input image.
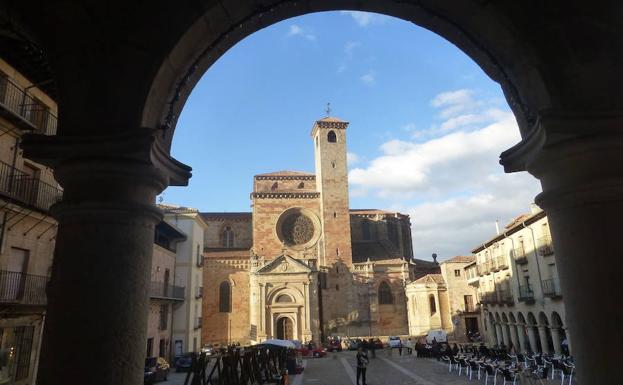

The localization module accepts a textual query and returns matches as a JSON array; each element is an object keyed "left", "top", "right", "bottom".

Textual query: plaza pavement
[{"left": 161, "top": 350, "right": 574, "bottom": 385}]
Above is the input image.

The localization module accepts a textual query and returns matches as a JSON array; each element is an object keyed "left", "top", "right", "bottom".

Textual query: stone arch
[
  {"left": 538, "top": 311, "right": 549, "bottom": 326},
  {"left": 527, "top": 312, "right": 537, "bottom": 326},
  {"left": 517, "top": 312, "right": 526, "bottom": 325},
  {"left": 494, "top": 312, "right": 501, "bottom": 323},
  {"left": 509, "top": 312, "right": 517, "bottom": 324},
  {"left": 551, "top": 311, "right": 563, "bottom": 328},
  {"left": 502, "top": 312, "right": 509, "bottom": 323},
  {"left": 267, "top": 286, "right": 304, "bottom": 305},
  {"left": 139, "top": 0, "right": 573, "bottom": 150}
]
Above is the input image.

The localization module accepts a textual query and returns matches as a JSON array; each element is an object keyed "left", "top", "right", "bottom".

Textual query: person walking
[{"left": 356, "top": 346, "right": 369, "bottom": 385}]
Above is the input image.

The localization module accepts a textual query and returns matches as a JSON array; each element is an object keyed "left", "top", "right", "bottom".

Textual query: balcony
[
  {"left": 0, "top": 270, "right": 48, "bottom": 306},
  {"left": 480, "top": 292, "right": 497, "bottom": 305},
  {"left": 463, "top": 302, "right": 479, "bottom": 313},
  {"left": 196, "top": 254, "right": 204, "bottom": 267},
  {"left": 194, "top": 316, "right": 202, "bottom": 329},
  {"left": 518, "top": 284, "right": 535, "bottom": 303},
  {"left": 0, "top": 160, "right": 63, "bottom": 213},
  {"left": 497, "top": 288, "right": 514, "bottom": 305},
  {"left": 542, "top": 278, "right": 563, "bottom": 299},
  {"left": 510, "top": 248, "right": 528, "bottom": 264},
  {"left": 495, "top": 255, "right": 509, "bottom": 270},
  {"left": 149, "top": 282, "right": 185, "bottom": 301},
  {"left": 538, "top": 235, "right": 554, "bottom": 256},
  {"left": 0, "top": 74, "right": 57, "bottom": 135},
  {"left": 195, "top": 286, "right": 203, "bottom": 299}
]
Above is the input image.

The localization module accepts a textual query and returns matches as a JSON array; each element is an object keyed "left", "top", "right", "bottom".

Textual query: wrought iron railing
[
  {"left": 518, "top": 284, "right": 535, "bottom": 302},
  {"left": 538, "top": 235, "right": 554, "bottom": 256},
  {"left": 148, "top": 281, "right": 185, "bottom": 301},
  {"left": 0, "top": 160, "right": 62, "bottom": 212},
  {"left": 0, "top": 270, "right": 48, "bottom": 305},
  {"left": 497, "top": 288, "right": 514, "bottom": 304},
  {"left": 542, "top": 278, "right": 562, "bottom": 298},
  {"left": 496, "top": 255, "right": 509, "bottom": 270},
  {"left": 510, "top": 248, "right": 528, "bottom": 264},
  {"left": 183, "top": 345, "right": 289, "bottom": 385},
  {"left": 0, "top": 74, "right": 57, "bottom": 135}
]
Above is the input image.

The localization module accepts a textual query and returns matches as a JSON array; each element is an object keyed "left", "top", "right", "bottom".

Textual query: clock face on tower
[{"left": 276, "top": 208, "right": 320, "bottom": 249}]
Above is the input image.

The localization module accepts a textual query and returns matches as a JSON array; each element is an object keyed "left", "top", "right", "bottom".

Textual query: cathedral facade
[{"left": 200, "top": 117, "right": 439, "bottom": 345}]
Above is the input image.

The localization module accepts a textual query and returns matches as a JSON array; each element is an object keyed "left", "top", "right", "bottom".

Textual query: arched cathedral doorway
[{"left": 276, "top": 317, "right": 294, "bottom": 340}]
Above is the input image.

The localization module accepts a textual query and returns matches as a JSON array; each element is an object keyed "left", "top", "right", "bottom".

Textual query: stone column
[
  {"left": 22, "top": 130, "right": 190, "bottom": 385},
  {"left": 527, "top": 326, "right": 538, "bottom": 354},
  {"left": 550, "top": 327, "right": 562, "bottom": 355},
  {"left": 537, "top": 326, "right": 550, "bottom": 354},
  {"left": 487, "top": 318, "right": 498, "bottom": 346},
  {"left": 501, "top": 323, "right": 510, "bottom": 347},
  {"left": 501, "top": 112, "right": 623, "bottom": 384},
  {"left": 516, "top": 324, "right": 528, "bottom": 353},
  {"left": 495, "top": 323, "right": 503, "bottom": 346},
  {"left": 509, "top": 324, "right": 520, "bottom": 353}
]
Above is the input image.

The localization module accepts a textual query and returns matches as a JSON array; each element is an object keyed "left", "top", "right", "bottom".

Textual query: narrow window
[
  {"left": 327, "top": 130, "right": 337, "bottom": 143},
  {"left": 271, "top": 182, "right": 278, "bottom": 191},
  {"left": 298, "top": 182, "right": 305, "bottom": 188},
  {"left": 429, "top": 294, "right": 437, "bottom": 315},
  {"left": 378, "top": 282, "right": 393, "bottom": 304},
  {"left": 222, "top": 226, "right": 234, "bottom": 248},
  {"left": 454, "top": 269, "right": 461, "bottom": 277},
  {"left": 219, "top": 281, "right": 231, "bottom": 312}
]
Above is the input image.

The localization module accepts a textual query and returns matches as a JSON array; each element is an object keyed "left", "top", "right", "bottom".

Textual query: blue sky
[{"left": 163, "top": 11, "right": 541, "bottom": 260}]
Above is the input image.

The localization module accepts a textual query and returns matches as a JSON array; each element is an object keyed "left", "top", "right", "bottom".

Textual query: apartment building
[
  {"left": 146, "top": 221, "right": 186, "bottom": 361},
  {"left": 469, "top": 205, "right": 569, "bottom": 355},
  {"left": 0, "top": 58, "right": 61, "bottom": 384},
  {"left": 161, "top": 205, "right": 207, "bottom": 355}
]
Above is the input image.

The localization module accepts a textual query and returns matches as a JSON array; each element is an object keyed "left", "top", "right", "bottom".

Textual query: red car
[
  {"left": 298, "top": 346, "right": 327, "bottom": 358},
  {"left": 326, "top": 340, "right": 343, "bottom": 352}
]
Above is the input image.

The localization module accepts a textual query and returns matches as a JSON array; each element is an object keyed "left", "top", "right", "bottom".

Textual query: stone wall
[{"left": 202, "top": 253, "right": 250, "bottom": 345}]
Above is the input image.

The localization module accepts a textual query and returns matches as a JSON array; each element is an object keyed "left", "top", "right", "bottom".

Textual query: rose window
[{"left": 281, "top": 214, "right": 314, "bottom": 245}]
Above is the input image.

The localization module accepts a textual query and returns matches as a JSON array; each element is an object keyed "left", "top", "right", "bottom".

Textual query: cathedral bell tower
[{"left": 311, "top": 116, "right": 353, "bottom": 268}]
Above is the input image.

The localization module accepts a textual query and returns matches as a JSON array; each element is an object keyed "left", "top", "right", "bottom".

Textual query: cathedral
[{"left": 200, "top": 116, "right": 439, "bottom": 345}]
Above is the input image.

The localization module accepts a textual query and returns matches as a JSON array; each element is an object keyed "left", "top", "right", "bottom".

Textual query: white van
[{"left": 426, "top": 330, "right": 447, "bottom": 344}]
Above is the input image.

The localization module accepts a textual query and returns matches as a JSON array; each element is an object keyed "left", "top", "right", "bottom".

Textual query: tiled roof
[
  {"left": 255, "top": 170, "right": 314, "bottom": 177},
  {"left": 350, "top": 209, "right": 394, "bottom": 215},
  {"left": 200, "top": 212, "right": 251, "bottom": 219},
  {"left": 318, "top": 116, "right": 346, "bottom": 123},
  {"left": 441, "top": 256, "right": 476, "bottom": 264},
  {"left": 159, "top": 203, "right": 199, "bottom": 214},
  {"left": 414, "top": 274, "right": 445, "bottom": 285}
]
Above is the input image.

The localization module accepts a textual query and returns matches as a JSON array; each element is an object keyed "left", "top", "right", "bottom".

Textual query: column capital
[
  {"left": 500, "top": 110, "right": 623, "bottom": 210},
  {"left": 21, "top": 128, "right": 192, "bottom": 187}
]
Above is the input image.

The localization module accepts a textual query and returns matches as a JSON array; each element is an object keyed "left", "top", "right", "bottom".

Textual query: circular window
[
  {"left": 276, "top": 208, "right": 320, "bottom": 249},
  {"left": 282, "top": 214, "right": 314, "bottom": 245}
]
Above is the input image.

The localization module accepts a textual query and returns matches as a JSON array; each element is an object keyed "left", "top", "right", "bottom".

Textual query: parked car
[
  {"left": 347, "top": 338, "right": 362, "bottom": 350},
  {"left": 388, "top": 336, "right": 402, "bottom": 349},
  {"left": 370, "top": 338, "right": 384, "bottom": 349},
  {"left": 326, "top": 339, "right": 342, "bottom": 352},
  {"left": 144, "top": 357, "right": 170, "bottom": 383},
  {"left": 426, "top": 329, "right": 448, "bottom": 343},
  {"left": 175, "top": 354, "right": 193, "bottom": 372},
  {"left": 201, "top": 345, "right": 214, "bottom": 355}
]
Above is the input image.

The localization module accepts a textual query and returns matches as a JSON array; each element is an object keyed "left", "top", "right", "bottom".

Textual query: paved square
[{"left": 161, "top": 350, "right": 573, "bottom": 385}]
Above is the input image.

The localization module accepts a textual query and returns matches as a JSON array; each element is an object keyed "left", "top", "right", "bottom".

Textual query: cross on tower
[{"left": 325, "top": 102, "right": 331, "bottom": 117}]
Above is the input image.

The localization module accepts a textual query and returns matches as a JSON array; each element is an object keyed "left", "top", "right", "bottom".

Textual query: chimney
[
  {"left": 495, "top": 219, "right": 500, "bottom": 235},
  {"left": 432, "top": 253, "right": 438, "bottom": 264}
]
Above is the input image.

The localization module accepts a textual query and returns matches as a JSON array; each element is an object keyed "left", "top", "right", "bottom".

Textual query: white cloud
[
  {"left": 287, "top": 24, "right": 316, "bottom": 41},
  {"left": 347, "top": 152, "right": 360, "bottom": 165},
  {"left": 360, "top": 70, "right": 376, "bottom": 85},
  {"left": 348, "top": 89, "right": 541, "bottom": 260},
  {"left": 344, "top": 41, "right": 362, "bottom": 56},
  {"left": 341, "top": 11, "right": 389, "bottom": 27}
]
